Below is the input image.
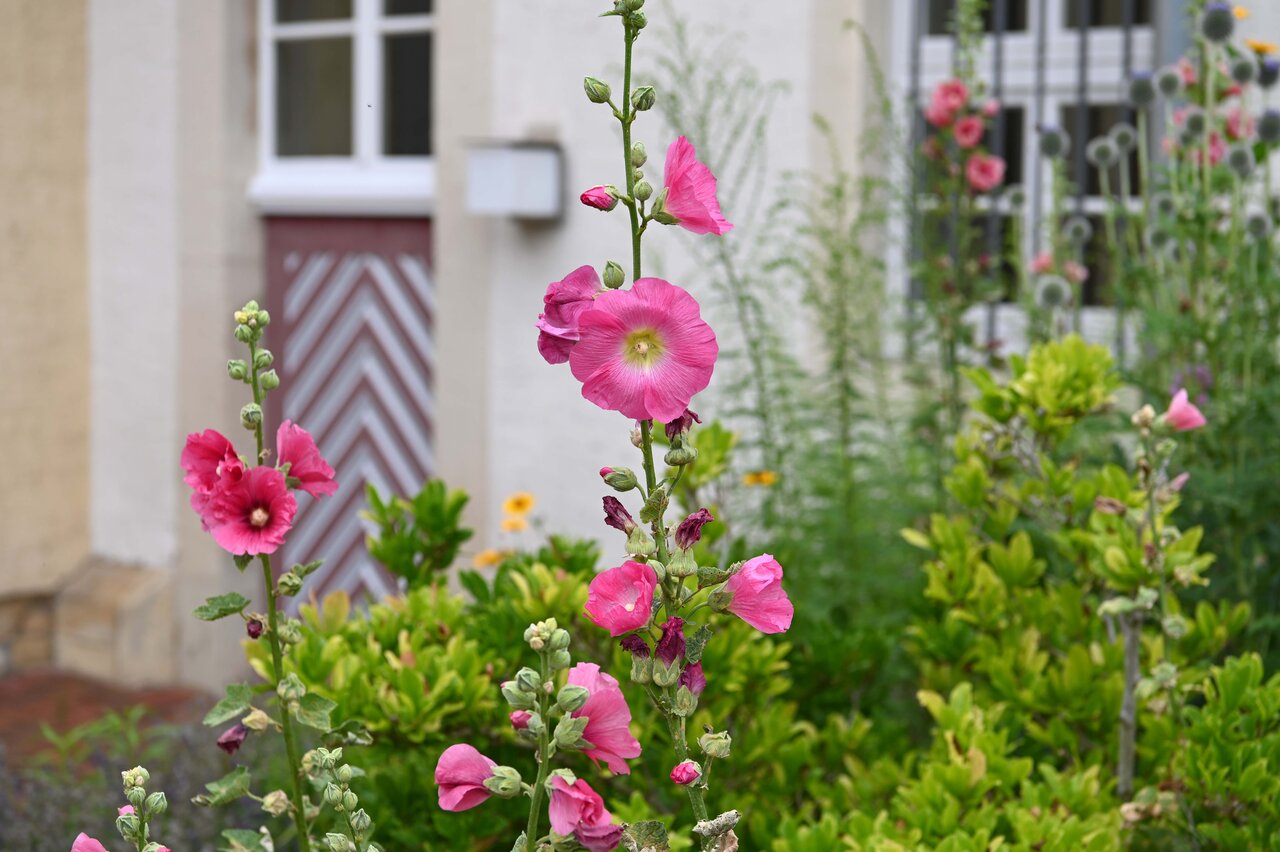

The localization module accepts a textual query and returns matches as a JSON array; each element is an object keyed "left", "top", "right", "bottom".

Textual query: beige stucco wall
[{"left": 0, "top": 0, "right": 90, "bottom": 596}]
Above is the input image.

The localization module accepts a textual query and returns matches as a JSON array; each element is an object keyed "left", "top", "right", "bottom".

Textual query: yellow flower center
[
  {"left": 249, "top": 507, "right": 270, "bottom": 528},
  {"left": 623, "top": 329, "right": 664, "bottom": 368}
]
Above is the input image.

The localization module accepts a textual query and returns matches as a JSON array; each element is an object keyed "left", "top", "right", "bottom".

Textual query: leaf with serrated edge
[
  {"left": 294, "top": 693, "right": 337, "bottom": 731},
  {"left": 193, "top": 766, "right": 251, "bottom": 807},
  {"left": 194, "top": 592, "right": 251, "bottom": 621},
  {"left": 204, "top": 684, "right": 253, "bottom": 727}
]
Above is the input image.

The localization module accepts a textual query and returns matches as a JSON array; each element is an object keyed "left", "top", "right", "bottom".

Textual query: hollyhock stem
[
  {"left": 524, "top": 651, "right": 552, "bottom": 848},
  {"left": 621, "top": 21, "right": 642, "bottom": 282},
  {"left": 248, "top": 341, "right": 313, "bottom": 852},
  {"left": 638, "top": 421, "right": 669, "bottom": 564},
  {"left": 665, "top": 712, "right": 710, "bottom": 832}
]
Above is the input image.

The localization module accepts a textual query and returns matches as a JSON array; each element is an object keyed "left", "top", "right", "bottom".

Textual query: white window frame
[
  {"left": 249, "top": 0, "right": 435, "bottom": 215},
  {"left": 887, "top": 0, "right": 1156, "bottom": 353}
]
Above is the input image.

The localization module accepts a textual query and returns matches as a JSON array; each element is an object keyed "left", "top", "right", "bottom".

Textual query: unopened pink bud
[
  {"left": 117, "top": 805, "right": 135, "bottom": 816},
  {"left": 670, "top": 760, "right": 701, "bottom": 785},
  {"left": 581, "top": 186, "right": 618, "bottom": 212},
  {"left": 510, "top": 710, "right": 532, "bottom": 730}
]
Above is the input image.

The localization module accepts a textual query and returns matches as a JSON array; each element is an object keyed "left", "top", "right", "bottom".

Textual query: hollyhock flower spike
[
  {"left": 585, "top": 561, "right": 657, "bottom": 636},
  {"left": 1165, "top": 389, "right": 1207, "bottom": 432},
  {"left": 204, "top": 466, "right": 297, "bottom": 556},
  {"left": 568, "top": 662, "right": 642, "bottom": 774},
  {"left": 713, "top": 553, "right": 794, "bottom": 634},
  {"left": 581, "top": 185, "right": 618, "bottom": 211},
  {"left": 71, "top": 835, "right": 109, "bottom": 852},
  {"left": 435, "top": 743, "right": 498, "bottom": 811},
  {"left": 276, "top": 420, "right": 337, "bottom": 497},
  {"left": 569, "top": 277, "right": 718, "bottom": 422},
  {"left": 661, "top": 136, "right": 733, "bottom": 235},
  {"left": 548, "top": 775, "right": 624, "bottom": 852},
  {"left": 537, "top": 265, "right": 603, "bottom": 365}
]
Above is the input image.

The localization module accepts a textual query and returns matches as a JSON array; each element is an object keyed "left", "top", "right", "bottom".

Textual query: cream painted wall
[{"left": 0, "top": 0, "right": 91, "bottom": 596}]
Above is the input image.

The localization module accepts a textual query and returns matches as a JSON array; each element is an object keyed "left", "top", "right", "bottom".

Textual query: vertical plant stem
[
  {"left": 1117, "top": 611, "right": 1140, "bottom": 798},
  {"left": 621, "top": 22, "right": 641, "bottom": 283},
  {"left": 249, "top": 340, "right": 312, "bottom": 852},
  {"left": 524, "top": 652, "right": 552, "bottom": 847}
]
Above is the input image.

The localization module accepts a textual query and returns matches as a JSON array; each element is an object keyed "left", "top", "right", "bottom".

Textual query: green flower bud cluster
[
  {"left": 116, "top": 766, "right": 168, "bottom": 849},
  {"left": 233, "top": 300, "right": 271, "bottom": 344}
]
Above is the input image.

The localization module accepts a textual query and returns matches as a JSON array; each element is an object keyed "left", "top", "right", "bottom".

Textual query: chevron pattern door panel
[{"left": 265, "top": 217, "right": 434, "bottom": 607}]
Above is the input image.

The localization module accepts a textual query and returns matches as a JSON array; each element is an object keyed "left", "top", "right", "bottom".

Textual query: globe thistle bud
[
  {"left": 1086, "top": 137, "right": 1119, "bottom": 168},
  {"left": 1005, "top": 184, "right": 1026, "bottom": 209},
  {"left": 602, "top": 260, "right": 625, "bottom": 289},
  {"left": 1259, "top": 109, "right": 1280, "bottom": 143},
  {"left": 1260, "top": 58, "right": 1280, "bottom": 89},
  {"left": 1064, "top": 215, "right": 1093, "bottom": 245},
  {"left": 1145, "top": 226, "right": 1173, "bottom": 251},
  {"left": 583, "top": 76, "right": 612, "bottom": 104},
  {"left": 1200, "top": 3, "right": 1235, "bottom": 43},
  {"left": 1035, "top": 275, "right": 1071, "bottom": 309},
  {"left": 1227, "top": 144, "right": 1255, "bottom": 178},
  {"left": 1183, "top": 108, "right": 1207, "bottom": 137},
  {"left": 631, "top": 86, "right": 656, "bottom": 112},
  {"left": 1039, "top": 126, "right": 1070, "bottom": 159},
  {"left": 1246, "top": 210, "right": 1272, "bottom": 240},
  {"left": 1231, "top": 55, "right": 1257, "bottom": 85},
  {"left": 631, "top": 141, "right": 647, "bottom": 167},
  {"left": 1156, "top": 66, "right": 1184, "bottom": 98},
  {"left": 1110, "top": 122, "right": 1138, "bottom": 152},
  {"left": 1152, "top": 191, "right": 1177, "bottom": 218},
  {"left": 1128, "top": 72, "right": 1157, "bottom": 107}
]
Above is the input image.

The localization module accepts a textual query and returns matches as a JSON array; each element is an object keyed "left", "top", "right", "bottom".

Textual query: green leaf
[
  {"left": 204, "top": 683, "right": 253, "bottom": 727},
  {"left": 685, "top": 625, "right": 713, "bottom": 664},
  {"left": 294, "top": 693, "right": 338, "bottom": 731},
  {"left": 194, "top": 592, "right": 251, "bottom": 621},
  {"left": 220, "top": 829, "right": 271, "bottom": 852},
  {"left": 623, "top": 820, "right": 670, "bottom": 851},
  {"left": 233, "top": 554, "right": 253, "bottom": 572},
  {"left": 324, "top": 719, "right": 374, "bottom": 747},
  {"left": 458, "top": 569, "right": 491, "bottom": 604},
  {"left": 900, "top": 527, "right": 932, "bottom": 551},
  {"left": 193, "top": 766, "right": 251, "bottom": 807},
  {"left": 293, "top": 559, "right": 324, "bottom": 578}
]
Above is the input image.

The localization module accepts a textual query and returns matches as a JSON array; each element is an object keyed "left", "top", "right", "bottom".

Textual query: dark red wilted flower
[
  {"left": 602, "top": 496, "right": 637, "bottom": 533},
  {"left": 217, "top": 723, "right": 249, "bottom": 755},
  {"left": 619, "top": 634, "right": 650, "bottom": 659},
  {"left": 675, "top": 508, "right": 714, "bottom": 550},
  {"left": 678, "top": 661, "right": 706, "bottom": 696},
  {"left": 246, "top": 618, "right": 264, "bottom": 639},
  {"left": 664, "top": 408, "right": 701, "bottom": 441},
  {"left": 655, "top": 617, "right": 686, "bottom": 666}
]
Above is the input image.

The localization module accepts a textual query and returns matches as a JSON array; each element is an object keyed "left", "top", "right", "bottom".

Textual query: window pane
[
  {"left": 277, "top": 0, "right": 352, "bottom": 23},
  {"left": 1077, "top": 215, "right": 1113, "bottom": 306},
  {"left": 1065, "top": 0, "right": 1152, "bottom": 29},
  {"left": 928, "top": 0, "right": 1028, "bottom": 36},
  {"left": 984, "top": 106, "right": 1025, "bottom": 186},
  {"left": 383, "top": 33, "right": 432, "bottom": 156},
  {"left": 276, "top": 38, "right": 353, "bottom": 156},
  {"left": 385, "top": 0, "right": 432, "bottom": 14},
  {"left": 1060, "top": 103, "right": 1143, "bottom": 197}
]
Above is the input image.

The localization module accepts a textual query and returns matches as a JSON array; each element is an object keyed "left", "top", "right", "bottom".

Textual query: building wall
[{"left": 0, "top": 0, "right": 91, "bottom": 596}]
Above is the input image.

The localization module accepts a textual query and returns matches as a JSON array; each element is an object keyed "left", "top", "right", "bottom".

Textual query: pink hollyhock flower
[
  {"left": 1190, "top": 133, "right": 1227, "bottom": 166},
  {"left": 182, "top": 429, "right": 245, "bottom": 526},
  {"left": 678, "top": 661, "right": 706, "bottom": 696},
  {"left": 1064, "top": 261, "right": 1089, "bottom": 285},
  {"left": 924, "top": 101, "right": 954, "bottom": 129},
  {"left": 117, "top": 805, "right": 134, "bottom": 816},
  {"left": 568, "top": 663, "right": 642, "bottom": 774},
  {"left": 966, "top": 153, "right": 1006, "bottom": 193},
  {"left": 569, "top": 277, "right": 718, "bottom": 422},
  {"left": 662, "top": 136, "right": 733, "bottom": 235},
  {"left": 585, "top": 561, "right": 657, "bottom": 636},
  {"left": 510, "top": 710, "right": 532, "bottom": 730},
  {"left": 670, "top": 760, "right": 702, "bottom": 786},
  {"left": 277, "top": 420, "right": 337, "bottom": 498},
  {"left": 72, "top": 836, "right": 109, "bottom": 852},
  {"left": 675, "top": 508, "right": 714, "bottom": 550},
  {"left": 1226, "top": 107, "right": 1255, "bottom": 140},
  {"left": 537, "top": 265, "right": 602, "bottom": 365},
  {"left": 933, "top": 79, "right": 969, "bottom": 112},
  {"left": 1165, "top": 389, "right": 1207, "bottom": 431},
  {"left": 217, "top": 722, "right": 249, "bottom": 755},
  {"left": 982, "top": 99, "right": 1000, "bottom": 118},
  {"left": 1030, "top": 252, "right": 1054, "bottom": 275},
  {"left": 205, "top": 466, "right": 297, "bottom": 556},
  {"left": 720, "top": 553, "right": 794, "bottom": 634},
  {"left": 581, "top": 185, "right": 618, "bottom": 212},
  {"left": 548, "top": 775, "right": 623, "bottom": 852},
  {"left": 435, "top": 743, "right": 497, "bottom": 811},
  {"left": 1178, "top": 57, "right": 1197, "bottom": 86},
  {"left": 953, "top": 115, "right": 985, "bottom": 149},
  {"left": 1170, "top": 472, "right": 1191, "bottom": 492}
]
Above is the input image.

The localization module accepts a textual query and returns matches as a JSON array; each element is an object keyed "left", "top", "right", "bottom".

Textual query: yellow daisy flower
[
  {"left": 1234, "top": 5, "right": 1250, "bottom": 19},
  {"left": 472, "top": 548, "right": 504, "bottom": 569},
  {"left": 1246, "top": 38, "right": 1278, "bottom": 56},
  {"left": 503, "top": 491, "right": 536, "bottom": 515},
  {"left": 502, "top": 516, "right": 529, "bottom": 533},
  {"left": 742, "top": 470, "right": 778, "bottom": 487}
]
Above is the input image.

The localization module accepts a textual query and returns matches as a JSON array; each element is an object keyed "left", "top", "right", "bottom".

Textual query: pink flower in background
[
  {"left": 435, "top": 744, "right": 497, "bottom": 811},
  {"left": 1064, "top": 261, "right": 1089, "bottom": 285},
  {"left": 205, "top": 467, "right": 297, "bottom": 556},
  {"left": 982, "top": 99, "right": 1001, "bottom": 118},
  {"left": 537, "top": 265, "right": 602, "bottom": 365},
  {"left": 721, "top": 553, "right": 794, "bottom": 634},
  {"left": 1165, "top": 389, "right": 1207, "bottom": 431},
  {"left": 585, "top": 561, "right": 657, "bottom": 636},
  {"left": 569, "top": 277, "right": 718, "bottom": 422},
  {"left": 217, "top": 722, "right": 250, "bottom": 755},
  {"left": 1226, "top": 107, "right": 1255, "bottom": 140},
  {"left": 1177, "top": 57, "right": 1198, "bottom": 86},
  {"left": 276, "top": 420, "right": 337, "bottom": 497},
  {"left": 1170, "top": 472, "right": 1191, "bottom": 492},
  {"left": 509, "top": 710, "right": 532, "bottom": 730},
  {"left": 548, "top": 775, "right": 623, "bottom": 851},
  {"left": 933, "top": 78, "right": 969, "bottom": 112},
  {"left": 71, "top": 835, "right": 109, "bottom": 852},
  {"left": 1030, "top": 252, "right": 1054, "bottom": 274},
  {"left": 662, "top": 136, "right": 733, "bottom": 235},
  {"left": 953, "top": 115, "right": 985, "bottom": 149},
  {"left": 1190, "top": 133, "right": 1227, "bottom": 166},
  {"left": 924, "top": 101, "right": 954, "bottom": 129},
  {"left": 117, "top": 805, "right": 134, "bottom": 816},
  {"left": 568, "top": 663, "right": 642, "bottom": 774},
  {"left": 670, "top": 760, "right": 701, "bottom": 786},
  {"left": 965, "top": 153, "right": 1006, "bottom": 193},
  {"left": 182, "top": 429, "right": 245, "bottom": 525},
  {"left": 580, "top": 185, "right": 618, "bottom": 211}
]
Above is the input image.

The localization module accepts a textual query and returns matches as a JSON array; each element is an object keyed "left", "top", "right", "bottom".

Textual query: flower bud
[
  {"left": 631, "top": 142, "right": 647, "bottom": 167},
  {"left": 342, "top": 790, "right": 358, "bottom": 812},
  {"left": 260, "top": 369, "right": 281, "bottom": 391},
  {"left": 664, "top": 443, "right": 698, "bottom": 466},
  {"left": 279, "top": 619, "right": 303, "bottom": 645},
  {"left": 246, "top": 618, "right": 264, "bottom": 639},
  {"left": 325, "top": 834, "right": 348, "bottom": 852},
  {"left": 350, "top": 808, "right": 372, "bottom": 835},
  {"left": 1232, "top": 56, "right": 1257, "bottom": 85},
  {"left": 584, "top": 76, "right": 612, "bottom": 104},
  {"left": 262, "top": 789, "right": 290, "bottom": 817},
  {"left": 699, "top": 730, "right": 732, "bottom": 759},
  {"left": 557, "top": 684, "right": 590, "bottom": 713},
  {"left": 1259, "top": 109, "right": 1280, "bottom": 143},
  {"left": 227, "top": 359, "right": 249, "bottom": 382},
  {"left": 1109, "top": 123, "right": 1137, "bottom": 153},
  {"left": 116, "top": 813, "right": 142, "bottom": 840},
  {"left": 1200, "top": 2, "right": 1234, "bottom": 43},
  {"left": 630, "top": 424, "right": 644, "bottom": 448},
  {"left": 668, "top": 550, "right": 697, "bottom": 578},
  {"left": 670, "top": 759, "right": 702, "bottom": 785},
  {"left": 1184, "top": 108, "right": 1207, "bottom": 137},
  {"left": 549, "top": 649, "right": 572, "bottom": 671},
  {"left": 630, "top": 655, "right": 654, "bottom": 684},
  {"left": 510, "top": 710, "right": 532, "bottom": 730},
  {"left": 122, "top": 766, "right": 151, "bottom": 790},
  {"left": 634, "top": 179, "right": 653, "bottom": 202},
  {"left": 484, "top": 765, "right": 525, "bottom": 798},
  {"left": 548, "top": 628, "right": 571, "bottom": 652},
  {"left": 240, "top": 403, "right": 262, "bottom": 430},
  {"left": 581, "top": 186, "right": 619, "bottom": 212},
  {"left": 277, "top": 572, "right": 304, "bottom": 597},
  {"left": 277, "top": 673, "right": 306, "bottom": 703},
  {"left": 602, "top": 261, "right": 626, "bottom": 289},
  {"left": 1156, "top": 66, "right": 1184, "bottom": 97},
  {"left": 242, "top": 707, "right": 272, "bottom": 732},
  {"left": 652, "top": 658, "right": 681, "bottom": 687},
  {"left": 600, "top": 466, "right": 639, "bottom": 491},
  {"left": 145, "top": 791, "right": 168, "bottom": 815},
  {"left": 554, "top": 714, "right": 591, "bottom": 749},
  {"left": 1131, "top": 404, "right": 1157, "bottom": 429},
  {"left": 1085, "top": 137, "right": 1118, "bottom": 168},
  {"left": 626, "top": 526, "right": 657, "bottom": 557},
  {"left": 526, "top": 712, "right": 546, "bottom": 738},
  {"left": 1039, "top": 127, "right": 1070, "bottom": 160},
  {"left": 127, "top": 785, "right": 147, "bottom": 809},
  {"left": 1228, "top": 144, "right": 1255, "bottom": 179},
  {"left": 631, "top": 86, "right": 656, "bottom": 112},
  {"left": 234, "top": 323, "right": 255, "bottom": 343},
  {"left": 630, "top": 10, "right": 647, "bottom": 29},
  {"left": 515, "top": 667, "right": 542, "bottom": 692},
  {"left": 673, "top": 684, "right": 698, "bottom": 717},
  {"left": 324, "top": 783, "right": 345, "bottom": 808},
  {"left": 502, "top": 681, "right": 536, "bottom": 710},
  {"left": 336, "top": 763, "right": 354, "bottom": 784},
  {"left": 256, "top": 309, "right": 271, "bottom": 327},
  {"left": 254, "top": 348, "right": 274, "bottom": 369}
]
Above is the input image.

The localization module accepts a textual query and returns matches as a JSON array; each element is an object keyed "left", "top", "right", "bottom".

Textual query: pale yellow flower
[
  {"left": 501, "top": 516, "right": 529, "bottom": 533},
  {"left": 1234, "top": 5, "right": 1250, "bottom": 19},
  {"left": 742, "top": 470, "right": 778, "bottom": 487},
  {"left": 503, "top": 491, "right": 536, "bottom": 515},
  {"left": 1246, "top": 37, "right": 1277, "bottom": 55},
  {"left": 472, "top": 548, "right": 504, "bottom": 569}
]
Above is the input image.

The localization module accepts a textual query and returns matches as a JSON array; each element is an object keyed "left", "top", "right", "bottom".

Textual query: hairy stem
[
  {"left": 1117, "top": 611, "right": 1141, "bottom": 798},
  {"left": 524, "top": 652, "right": 552, "bottom": 847}
]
